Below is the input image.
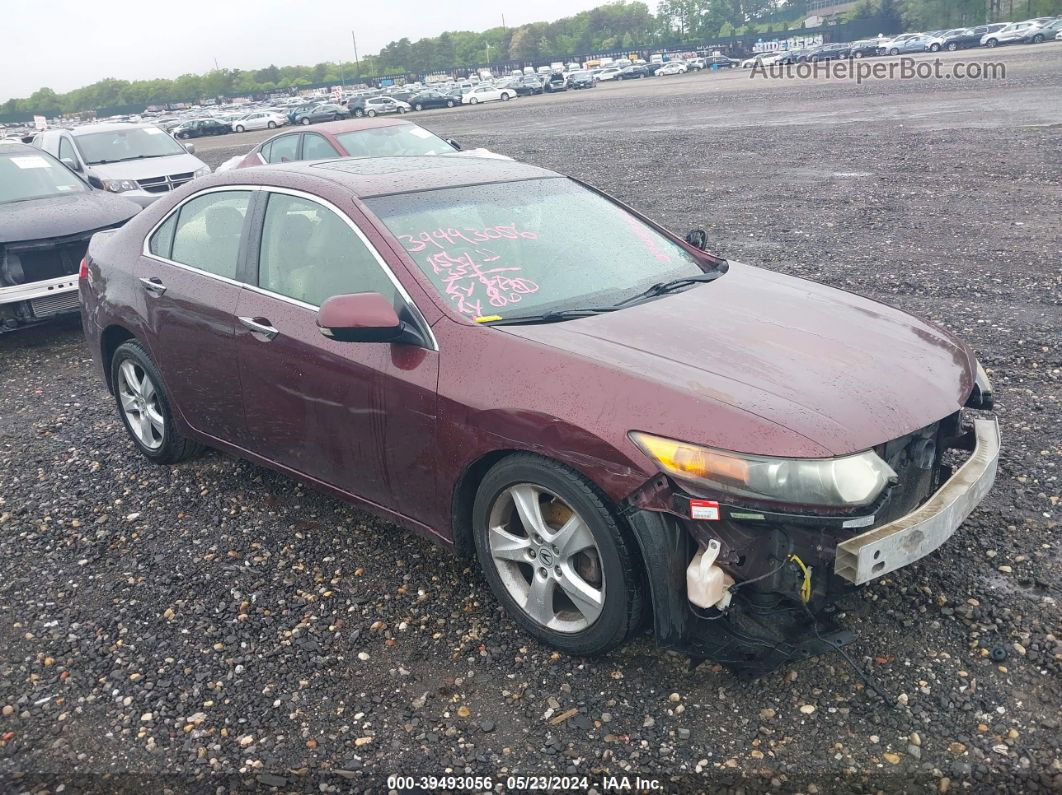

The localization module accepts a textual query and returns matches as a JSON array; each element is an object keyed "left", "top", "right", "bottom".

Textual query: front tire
[
  {"left": 890, "top": 48, "right": 900, "bottom": 55},
  {"left": 300, "top": 117, "right": 310, "bottom": 125},
  {"left": 500, "top": 92, "right": 510, "bottom": 101},
  {"left": 446, "top": 99, "right": 455, "bottom": 107},
  {"left": 234, "top": 125, "right": 245, "bottom": 133},
  {"left": 930, "top": 43, "right": 940, "bottom": 52},
  {"left": 267, "top": 121, "right": 276, "bottom": 128},
  {"left": 366, "top": 109, "right": 377, "bottom": 117},
  {"left": 353, "top": 108, "right": 364, "bottom": 117},
  {"left": 472, "top": 454, "right": 645, "bottom": 656},
  {"left": 1032, "top": 34, "right": 1044, "bottom": 43},
  {"left": 111, "top": 340, "right": 202, "bottom": 465},
  {"left": 414, "top": 102, "right": 423, "bottom": 111},
  {"left": 947, "top": 42, "right": 958, "bottom": 51},
  {"left": 470, "top": 97, "right": 479, "bottom": 104},
  {"left": 986, "top": 38, "right": 998, "bottom": 47}
]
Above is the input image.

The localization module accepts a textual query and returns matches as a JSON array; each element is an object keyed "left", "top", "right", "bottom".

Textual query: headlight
[
  {"left": 100, "top": 178, "right": 140, "bottom": 193},
  {"left": 193, "top": 165, "right": 211, "bottom": 178},
  {"left": 629, "top": 432, "right": 897, "bottom": 509}
]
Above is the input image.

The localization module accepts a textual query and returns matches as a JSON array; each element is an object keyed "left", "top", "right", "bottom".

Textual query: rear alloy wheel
[
  {"left": 234, "top": 125, "right": 245, "bottom": 133},
  {"left": 366, "top": 109, "right": 377, "bottom": 117},
  {"left": 267, "top": 121, "right": 276, "bottom": 128},
  {"left": 470, "top": 97, "right": 479, "bottom": 104},
  {"left": 111, "top": 340, "right": 202, "bottom": 464},
  {"left": 472, "top": 455, "right": 644, "bottom": 655},
  {"left": 1033, "top": 34, "right": 1044, "bottom": 43},
  {"left": 890, "top": 48, "right": 900, "bottom": 55}
]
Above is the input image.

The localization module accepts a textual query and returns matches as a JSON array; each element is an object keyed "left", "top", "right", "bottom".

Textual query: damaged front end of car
[{"left": 621, "top": 386, "right": 999, "bottom": 675}]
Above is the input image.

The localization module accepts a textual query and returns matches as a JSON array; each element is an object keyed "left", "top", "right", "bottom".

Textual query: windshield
[
  {"left": 367, "top": 178, "right": 706, "bottom": 320},
  {"left": 336, "top": 126, "right": 454, "bottom": 157},
  {"left": 0, "top": 151, "right": 88, "bottom": 204},
  {"left": 74, "top": 127, "right": 186, "bottom": 164}
]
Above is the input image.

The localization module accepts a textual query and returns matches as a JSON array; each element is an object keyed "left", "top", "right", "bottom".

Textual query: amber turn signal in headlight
[{"left": 629, "top": 431, "right": 897, "bottom": 508}]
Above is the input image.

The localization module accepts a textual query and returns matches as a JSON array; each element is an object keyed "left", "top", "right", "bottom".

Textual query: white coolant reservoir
[{"left": 687, "top": 539, "right": 735, "bottom": 610}]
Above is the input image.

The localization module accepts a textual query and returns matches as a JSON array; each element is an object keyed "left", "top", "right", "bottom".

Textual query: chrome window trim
[{"left": 140, "top": 183, "right": 438, "bottom": 351}]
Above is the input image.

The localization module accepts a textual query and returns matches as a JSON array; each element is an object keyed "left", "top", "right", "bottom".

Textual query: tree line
[{"left": 3, "top": 0, "right": 1058, "bottom": 117}]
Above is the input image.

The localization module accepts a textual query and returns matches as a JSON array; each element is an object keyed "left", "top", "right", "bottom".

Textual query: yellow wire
[{"left": 789, "top": 554, "right": 813, "bottom": 604}]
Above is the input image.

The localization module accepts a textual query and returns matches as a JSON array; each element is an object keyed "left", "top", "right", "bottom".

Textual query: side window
[
  {"left": 258, "top": 193, "right": 398, "bottom": 308},
  {"left": 267, "top": 135, "right": 299, "bottom": 164},
  {"left": 169, "top": 191, "right": 250, "bottom": 279},
  {"left": 58, "top": 136, "right": 78, "bottom": 166},
  {"left": 149, "top": 213, "right": 178, "bottom": 258},
  {"left": 259, "top": 141, "right": 272, "bottom": 162},
  {"left": 303, "top": 134, "right": 339, "bottom": 160}
]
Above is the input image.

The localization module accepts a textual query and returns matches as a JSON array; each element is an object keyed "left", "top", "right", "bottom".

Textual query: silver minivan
[{"left": 34, "top": 122, "right": 210, "bottom": 207}]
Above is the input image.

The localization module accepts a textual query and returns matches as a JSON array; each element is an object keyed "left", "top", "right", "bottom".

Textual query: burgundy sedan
[
  {"left": 227, "top": 118, "right": 469, "bottom": 170},
  {"left": 79, "top": 157, "right": 999, "bottom": 670}
]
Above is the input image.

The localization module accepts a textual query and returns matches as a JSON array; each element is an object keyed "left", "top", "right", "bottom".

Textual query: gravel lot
[{"left": 1, "top": 45, "right": 1060, "bottom": 793}]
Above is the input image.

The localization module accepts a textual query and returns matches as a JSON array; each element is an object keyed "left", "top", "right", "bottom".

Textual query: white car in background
[
  {"left": 596, "top": 67, "right": 624, "bottom": 81},
  {"left": 981, "top": 20, "right": 1037, "bottom": 46},
  {"left": 461, "top": 85, "right": 514, "bottom": 104},
  {"left": 656, "top": 62, "right": 688, "bottom": 75},
  {"left": 231, "top": 111, "right": 287, "bottom": 133}
]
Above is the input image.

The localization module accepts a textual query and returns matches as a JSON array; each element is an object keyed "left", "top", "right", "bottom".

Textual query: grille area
[
  {"left": 30, "top": 290, "right": 80, "bottom": 317},
  {"left": 137, "top": 172, "right": 195, "bottom": 193},
  {"left": 1, "top": 232, "right": 93, "bottom": 286}
]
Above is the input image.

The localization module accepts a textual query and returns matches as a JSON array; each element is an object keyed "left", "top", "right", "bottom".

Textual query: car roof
[
  {"left": 214, "top": 155, "right": 558, "bottom": 199},
  {"left": 0, "top": 141, "right": 41, "bottom": 156},
  {"left": 69, "top": 122, "right": 160, "bottom": 135}
]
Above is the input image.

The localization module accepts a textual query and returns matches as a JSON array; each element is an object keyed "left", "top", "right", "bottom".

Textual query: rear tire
[
  {"left": 353, "top": 108, "right": 364, "bottom": 117},
  {"left": 267, "top": 121, "right": 276, "bottom": 128},
  {"left": 947, "top": 42, "right": 958, "bottom": 51},
  {"left": 472, "top": 454, "right": 645, "bottom": 656},
  {"left": 446, "top": 99, "right": 454, "bottom": 107},
  {"left": 470, "top": 97, "right": 479, "bottom": 104},
  {"left": 501, "top": 92, "right": 510, "bottom": 100},
  {"left": 1033, "top": 34, "right": 1044, "bottom": 43},
  {"left": 890, "top": 48, "right": 899, "bottom": 55},
  {"left": 111, "top": 340, "right": 202, "bottom": 465},
  {"left": 366, "top": 109, "right": 377, "bottom": 117}
]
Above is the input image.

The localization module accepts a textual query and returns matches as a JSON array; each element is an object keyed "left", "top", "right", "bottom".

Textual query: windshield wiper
[
  {"left": 92, "top": 154, "right": 168, "bottom": 164},
  {"left": 612, "top": 272, "right": 723, "bottom": 308},
  {"left": 479, "top": 307, "right": 622, "bottom": 326}
]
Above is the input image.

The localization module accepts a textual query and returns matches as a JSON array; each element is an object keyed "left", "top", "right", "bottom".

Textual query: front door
[
  {"left": 137, "top": 188, "right": 252, "bottom": 445},
  {"left": 234, "top": 190, "right": 438, "bottom": 521}
]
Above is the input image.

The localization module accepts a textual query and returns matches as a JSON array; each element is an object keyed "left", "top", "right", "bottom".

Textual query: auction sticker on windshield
[{"left": 10, "top": 156, "right": 51, "bottom": 169}]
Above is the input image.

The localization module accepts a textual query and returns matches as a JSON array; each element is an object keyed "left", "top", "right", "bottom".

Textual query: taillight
[{"left": 78, "top": 257, "right": 89, "bottom": 281}]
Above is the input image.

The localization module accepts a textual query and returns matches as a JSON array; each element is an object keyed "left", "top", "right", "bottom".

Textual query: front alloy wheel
[{"left": 473, "top": 455, "right": 644, "bottom": 655}]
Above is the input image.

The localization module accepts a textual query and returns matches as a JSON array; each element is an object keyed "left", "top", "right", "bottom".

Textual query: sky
[{"left": 1, "top": 0, "right": 652, "bottom": 102}]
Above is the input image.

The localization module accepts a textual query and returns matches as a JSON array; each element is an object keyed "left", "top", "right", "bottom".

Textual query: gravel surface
[{"left": 1, "top": 45, "right": 1059, "bottom": 793}]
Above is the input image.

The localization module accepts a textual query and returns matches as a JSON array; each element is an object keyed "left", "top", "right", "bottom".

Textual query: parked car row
[{"left": 740, "top": 16, "right": 1061, "bottom": 67}]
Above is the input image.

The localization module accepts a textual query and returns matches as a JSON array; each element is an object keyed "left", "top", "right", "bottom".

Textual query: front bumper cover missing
[{"left": 835, "top": 418, "right": 1000, "bottom": 585}]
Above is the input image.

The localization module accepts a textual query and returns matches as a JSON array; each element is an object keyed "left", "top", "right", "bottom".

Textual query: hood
[
  {"left": 85, "top": 152, "right": 205, "bottom": 181},
  {"left": 503, "top": 262, "right": 976, "bottom": 457},
  {"left": 0, "top": 191, "right": 140, "bottom": 244}
]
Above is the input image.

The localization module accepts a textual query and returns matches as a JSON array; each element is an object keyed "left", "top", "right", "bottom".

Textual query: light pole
[{"left": 351, "top": 31, "right": 361, "bottom": 82}]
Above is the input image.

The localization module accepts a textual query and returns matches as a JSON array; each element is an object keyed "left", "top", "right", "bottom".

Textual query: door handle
[
  {"left": 238, "top": 316, "right": 279, "bottom": 341},
  {"left": 139, "top": 277, "right": 167, "bottom": 296}
]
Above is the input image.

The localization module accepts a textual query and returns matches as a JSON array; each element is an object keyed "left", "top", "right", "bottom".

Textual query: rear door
[
  {"left": 137, "top": 187, "right": 254, "bottom": 445},
  {"left": 233, "top": 188, "right": 439, "bottom": 520}
]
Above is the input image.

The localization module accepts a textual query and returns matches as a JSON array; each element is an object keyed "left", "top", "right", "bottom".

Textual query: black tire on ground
[
  {"left": 110, "top": 340, "right": 203, "bottom": 465},
  {"left": 930, "top": 43, "right": 940, "bottom": 52},
  {"left": 855, "top": 51, "right": 864, "bottom": 58},
  {"left": 446, "top": 99, "right": 454, "bottom": 107},
  {"left": 470, "top": 97, "right": 479, "bottom": 104},
  {"left": 501, "top": 92, "right": 510, "bottom": 100},
  {"left": 472, "top": 453, "right": 646, "bottom": 656},
  {"left": 354, "top": 108, "right": 364, "bottom": 117},
  {"left": 399, "top": 107, "right": 407, "bottom": 113},
  {"left": 366, "top": 109, "right": 376, "bottom": 117},
  {"left": 301, "top": 117, "right": 310, "bottom": 125},
  {"left": 947, "top": 42, "right": 959, "bottom": 51},
  {"left": 986, "top": 39, "right": 998, "bottom": 47},
  {"left": 1033, "top": 34, "right": 1044, "bottom": 43},
  {"left": 890, "top": 48, "right": 900, "bottom": 55},
  {"left": 267, "top": 121, "right": 276, "bottom": 128},
  {"left": 234, "top": 125, "right": 244, "bottom": 133},
  {"left": 414, "top": 103, "right": 423, "bottom": 111}
]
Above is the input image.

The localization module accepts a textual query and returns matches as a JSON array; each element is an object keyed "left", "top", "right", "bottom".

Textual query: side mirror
[
  {"left": 183, "top": 142, "right": 196, "bottom": 154},
  {"left": 60, "top": 157, "right": 81, "bottom": 173},
  {"left": 446, "top": 138, "right": 462, "bottom": 151},
  {"left": 318, "top": 292, "right": 426, "bottom": 346},
  {"left": 685, "top": 229, "right": 708, "bottom": 251},
  {"left": 87, "top": 175, "right": 104, "bottom": 189}
]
